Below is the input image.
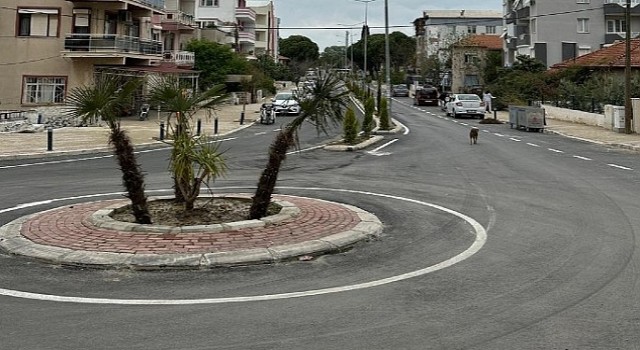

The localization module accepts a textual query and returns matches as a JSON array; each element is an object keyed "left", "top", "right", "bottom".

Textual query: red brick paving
[{"left": 20, "top": 195, "right": 362, "bottom": 254}]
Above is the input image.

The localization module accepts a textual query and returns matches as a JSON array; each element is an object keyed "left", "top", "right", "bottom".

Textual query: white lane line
[
  {"left": 287, "top": 144, "right": 326, "bottom": 155},
  {"left": 509, "top": 138, "right": 522, "bottom": 142},
  {"left": 608, "top": 163, "right": 633, "bottom": 171},
  {"left": 254, "top": 132, "right": 267, "bottom": 136},
  {"left": 459, "top": 122, "right": 469, "bottom": 126},
  {"left": 0, "top": 186, "right": 487, "bottom": 305},
  {"left": 573, "top": 155, "right": 592, "bottom": 161},
  {"left": 494, "top": 133, "right": 504, "bottom": 137},
  {"left": 370, "top": 139, "right": 399, "bottom": 153},
  {"left": 526, "top": 143, "right": 540, "bottom": 147},
  {"left": 548, "top": 148, "right": 565, "bottom": 153},
  {"left": 482, "top": 130, "right": 490, "bottom": 133}
]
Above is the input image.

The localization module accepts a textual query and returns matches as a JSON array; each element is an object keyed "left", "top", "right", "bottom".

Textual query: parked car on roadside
[
  {"left": 413, "top": 86, "right": 439, "bottom": 106},
  {"left": 391, "top": 84, "right": 409, "bottom": 97},
  {"left": 271, "top": 91, "right": 301, "bottom": 116},
  {"left": 445, "top": 93, "right": 486, "bottom": 119}
]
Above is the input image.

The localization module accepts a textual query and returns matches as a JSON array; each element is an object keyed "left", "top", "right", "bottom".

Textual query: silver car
[
  {"left": 445, "top": 94, "right": 486, "bottom": 119},
  {"left": 271, "top": 92, "right": 301, "bottom": 116}
]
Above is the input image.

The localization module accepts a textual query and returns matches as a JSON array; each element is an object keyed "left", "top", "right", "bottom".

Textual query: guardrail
[{"left": 64, "top": 34, "right": 162, "bottom": 55}]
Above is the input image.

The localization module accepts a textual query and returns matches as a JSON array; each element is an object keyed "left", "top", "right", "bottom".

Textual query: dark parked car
[
  {"left": 414, "top": 86, "right": 439, "bottom": 106},
  {"left": 391, "top": 84, "right": 409, "bottom": 97}
]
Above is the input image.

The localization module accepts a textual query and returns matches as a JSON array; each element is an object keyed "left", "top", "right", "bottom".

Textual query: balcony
[
  {"left": 506, "top": 6, "right": 531, "bottom": 25},
  {"left": 162, "top": 50, "right": 195, "bottom": 67},
  {"left": 605, "top": 32, "right": 640, "bottom": 44},
  {"left": 162, "top": 10, "right": 196, "bottom": 31},
  {"left": 62, "top": 34, "right": 163, "bottom": 58},
  {"left": 604, "top": 1, "right": 640, "bottom": 15},
  {"left": 67, "top": 0, "right": 165, "bottom": 12},
  {"left": 238, "top": 31, "right": 255, "bottom": 44},
  {"left": 236, "top": 8, "right": 256, "bottom": 22}
]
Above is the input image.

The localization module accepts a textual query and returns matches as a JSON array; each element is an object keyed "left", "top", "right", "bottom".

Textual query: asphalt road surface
[{"left": 1, "top": 97, "right": 640, "bottom": 349}]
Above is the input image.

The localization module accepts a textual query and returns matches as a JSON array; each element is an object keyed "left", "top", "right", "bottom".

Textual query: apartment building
[
  {"left": 504, "top": 0, "right": 640, "bottom": 68},
  {"left": 250, "top": 1, "right": 278, "bottom": 60},
  {"left": 0, "top": 0, "right": 202, "bottom": 115},
  {"left": 414, "top": 10, "right": 503, "bottom": 65}
]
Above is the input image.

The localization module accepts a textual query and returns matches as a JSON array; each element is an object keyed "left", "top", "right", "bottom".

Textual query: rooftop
[
  {"left": 423, "top": 10, "right": 503, "bottom": 19},
  {"left": 551, "top": 39, "right": 640, "bottom": 69},
  {"left": 456, "top": 34, "right": 504, "bottom": 50}
]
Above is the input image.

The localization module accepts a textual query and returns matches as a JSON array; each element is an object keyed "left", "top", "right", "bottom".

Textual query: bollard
[
  {"left": 214, "top": 117, "right": 219, "bottom": 134},
  {"left": 47, "top": 127, "right": 53, "bottom": 151},
  {"left": 37, "top": 113, "right": 43, "bottom": 124},
  {"left": 493, "top": 109, "right": 497, "bottom": 120},
  {"left": 240, "top": 111, "right": 245, "bottom": 125},
  {"left": 196, "top": 119, "right": 202, "bottom": 136},
  {"left": 159, "top": 122, "right": 165, "bottom": 141}
]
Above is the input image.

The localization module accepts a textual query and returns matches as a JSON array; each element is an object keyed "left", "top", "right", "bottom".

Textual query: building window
[
  {"left": 576, "top": 0, "right": 589, "bottom": 3},
  {"left": 486, "top": 26, "right": 496, "bottom": 34},
  {"left": 199, "top": 0, "right": 219, "bottom": 6},
  {"left": 607, "top": 19, "right": 626, "bottom": 33},
  {"left": 578, "top": 46, "right": 591, "bottom": 56},
  {"left": 531, "top": 18, "right": 537, "bottom": 34},
  {"left": 23, "top": 76, "right": 66, "bottom": 104},
  {"left": 17, "top": 8, "right": 60, "bottom": 37},
  {"left": 463, "top": 75, "right": 479, "bottom": 87},
  {"left": 577, "top": 18, "right": 589, "bottom": 33},
  {"left": 464, "top": 53, "right": 479, "bottom": 64},
  {"left": 467, "top": 26, "right": 477, "bottom": 34}
]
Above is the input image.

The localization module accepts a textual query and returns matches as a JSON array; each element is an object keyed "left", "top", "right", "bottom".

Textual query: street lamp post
[
  {"left": 337, "top": 22, "right": 364, "bottom": 73},
  {"left": 355, "top": 0, "right": 376, "bottom": 78},
  {"left": 384, "top": 0, "right": 391, "bottom": 120}
]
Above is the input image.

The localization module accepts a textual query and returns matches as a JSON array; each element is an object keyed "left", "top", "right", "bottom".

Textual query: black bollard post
[
  {"left": 159, "top": 122, "right": 165, "bottom": 141},
  {"left": 240, "top": 111, "right": 245, "bottom": 125},
  {"left": 37, "top": 113, "right": 43, "bottom": 124},
  {"left": 196, "top": 119, "right": 202, "bottom": 136},
  {"left": 493, "top": 109, "right": 497, "bottom": 120},
  {"left": 47, "top": 127, "right": 53, "bottom": 151},
  {"left": 214, "top": 117, "right": 219, "bottom": 134}
]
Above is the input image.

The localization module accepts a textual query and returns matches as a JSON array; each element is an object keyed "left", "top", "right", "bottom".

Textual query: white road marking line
[
  {"left": 287, "top": 144, "right": 326, "bottom": 155},
  {"left": 509, "top": 138, "right": 521, "bottom": 142},
  {"left": 573, "top": 155, "right": 592, "bottom": 161},
  {"left": 548, "top": 148, "right": 564, "bottom": 153},
  {"left": 0, "top": 186, "right": 486, "bottom": 305},
  {"left": 526, "top": 142, "right": 539, "bottom": 147},
  {"left": 254, "top": 132, "right": 267, "bottom": 136},
  {"left": 460, "top": 122, "right": 469, "bottom": 126},
  {"left": 482, "top": 130, "right": 490, "bottom": 133},
  {"left": 608, "top": 164, "right": 633, "bottom": 170},
  {"left": 494, "top": 133, "right": 504, "bottom": 137},
  {"left": 370, "top": 139, "right": 399, "bottom": 153}
]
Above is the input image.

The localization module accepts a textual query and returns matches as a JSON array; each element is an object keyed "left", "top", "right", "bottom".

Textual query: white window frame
[
  {"left": 467, "top": 26, "right": 477, "bottom": 34},
  {"left": 486, "top": 26, "right": 496, "bottom": 34},
  {"left": 531, "top": 18, "right": 537, "bottom": 34},
  {"left": 577, "top": 0, "right": 590, "bottom": 3},
  {"left": 577, "top": 18, "right": 589, "bottom": 33},
  {"left": 578, "top": 46, "right": 591, "bottom": 56},
  {"left": 607, "top": 19, "right": 626, "bottom": 33},
  {"left": 464, "top": 53, "right": 479, "bottom": 64},
  {"left": 22, "top": 76, "right": 67, "bottom": 105},
  {"left": 199, "top": 0, "right": 219, "bottom": 6},
  {"left": 17, "top": 8, "right": 60, "bottom": 37}
]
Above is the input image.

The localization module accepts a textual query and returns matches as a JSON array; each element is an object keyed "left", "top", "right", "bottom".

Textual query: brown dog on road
[{"left": 469, "top": 127, "right": 479, "bottom": 144}]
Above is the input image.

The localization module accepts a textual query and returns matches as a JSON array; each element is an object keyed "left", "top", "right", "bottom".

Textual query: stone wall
[{"left": 542, "top": 102, "right": 640, "bottom": 133}]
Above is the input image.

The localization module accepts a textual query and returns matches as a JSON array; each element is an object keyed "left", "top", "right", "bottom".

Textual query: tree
[
  {"left": 249, "top": 72, "right": 350, "bottom": 219},
  {"left": 320, "top": 45, "right": 347, "bottom": 68},
  {"left": 343, "top": 108, "right": 359, "bottom": 144},
  {"left": 362, "top": 96, "right": 375, "bottom": 137},
  {"left": 148, "top": 77, "right": 229, "bottom": 210},
  {"left": 378, "top": 96, "right": 391, "bottom": 130},
  {"left": 279, "top": 35, "right": 320, "bottom": 63},
  {"left": 186, "top": 39, "right": 249, "bottom": 90},
  {"left": 66, "top": 75, "right": 152, "bottom": 224}
]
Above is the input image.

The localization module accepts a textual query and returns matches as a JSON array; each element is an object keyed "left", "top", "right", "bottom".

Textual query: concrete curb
[
  {"left": 0, "top": 195, "right": 383, "bottom": 270},
  {"left": 323, "top": 135, "right": 385, "bottom": 151}
]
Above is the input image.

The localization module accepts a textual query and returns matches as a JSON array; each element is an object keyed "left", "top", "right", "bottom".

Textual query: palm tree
[
  {"left": 249, "top": 72, "right": 350, "bottom": 219},
  {"left": 66, "top": 74, "right": 152, "bottom": 224},
  {"left": 148, "top": 77, "right": 228, "bottom": 210}
]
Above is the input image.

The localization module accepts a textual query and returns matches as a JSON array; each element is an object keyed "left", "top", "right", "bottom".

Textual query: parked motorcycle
[{"left": 260, "top": 103, "right": 276, "bottom": 124}]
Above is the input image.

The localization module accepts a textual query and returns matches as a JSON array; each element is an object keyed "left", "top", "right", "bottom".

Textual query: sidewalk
[{"left": 0, "top": 102, "right": 264, "bottom": 160}]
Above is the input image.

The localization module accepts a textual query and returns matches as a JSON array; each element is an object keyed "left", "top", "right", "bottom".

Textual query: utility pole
[
  {"left": 355, "top": 0, "right": 375, "bottom": 78},
  {"left": 345, "top": 30, "right": 349, "bottom": 69},
  {"left": 384, "top": 0, "right": 392, "bottom": 117},
  {"left": 625, "top": 0, "right": 633, "bottom": 134}
]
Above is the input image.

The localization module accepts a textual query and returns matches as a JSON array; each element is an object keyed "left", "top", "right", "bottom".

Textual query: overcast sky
[{"left": 252, "top": 0, "right": 503, "bottom": 51}]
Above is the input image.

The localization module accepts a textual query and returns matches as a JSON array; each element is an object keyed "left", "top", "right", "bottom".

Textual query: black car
[{"left": 413, "top": 86, "right": 439, "bottom": 106}]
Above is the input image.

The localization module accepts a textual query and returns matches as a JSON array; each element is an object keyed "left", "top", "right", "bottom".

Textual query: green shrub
[
  {"left": 343, "top": 108, "right": 359, "bottom": 145},
  {"left": 362, "top": 96, "right": 375, "bottom": 137},
  {"left": 379, "top": 97, "right": 391, "bottom": 130}
]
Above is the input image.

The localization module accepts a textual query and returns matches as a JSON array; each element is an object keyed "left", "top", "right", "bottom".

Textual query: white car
[
  {"left": 271, "top": 92, "right": 301, "bottom": 116},
  {"left": 445, "top": 93, "right": 486, "bottom": 119}
]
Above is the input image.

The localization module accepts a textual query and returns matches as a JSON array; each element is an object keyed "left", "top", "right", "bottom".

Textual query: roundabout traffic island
[{"left": 0, "top": 194, "right": 383, "bottom": 270}]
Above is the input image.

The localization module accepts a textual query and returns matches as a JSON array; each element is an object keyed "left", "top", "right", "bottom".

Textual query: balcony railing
[
  {"left": 162, "top": 50, "right": 195, "bottom": 67},
  {"left": 236, "top": 8, "right": 256, "bottom": 22},
  {"left": 68, "top": 0, "right": 165, "bottom": 11},
  {"left": 238, "top": 31, "right": 255, "bottom": 43},
  {"left": 163, "top": 10, "right": 196, "bottom": 27},
  {"left": 604, "top": 0, "right": 640, "bottom": 5},
  {"left": 63, "top": 34, "right": 162, "bottom": 56}
]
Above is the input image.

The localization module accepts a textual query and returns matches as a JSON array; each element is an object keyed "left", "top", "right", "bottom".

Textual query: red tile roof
[
  {"left": 552, "top": 39, "right": 640, "bottom": 69},
  {"left": 457, "top": 34, "right": 503, "bottom": 50}
]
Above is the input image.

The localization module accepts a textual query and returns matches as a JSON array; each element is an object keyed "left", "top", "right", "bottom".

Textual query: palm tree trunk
[
  {"left": 249, "top": 129, "right": 294, "bottom": 219},
  {"left": 109, "top": 128, "right": 152, "bottom": 224}
]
